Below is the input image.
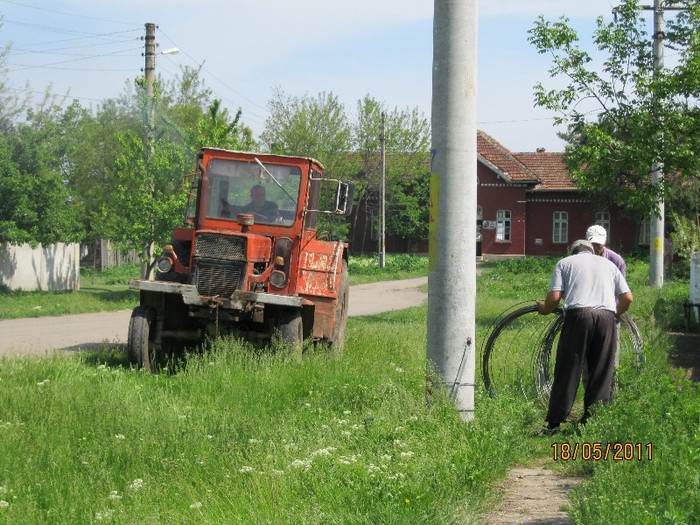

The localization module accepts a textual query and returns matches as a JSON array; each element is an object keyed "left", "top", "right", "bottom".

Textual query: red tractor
[{"left": 128, "top": 148, "right": 354, "bottom": 370}]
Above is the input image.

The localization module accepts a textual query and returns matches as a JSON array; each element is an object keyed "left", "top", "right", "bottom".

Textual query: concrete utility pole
[
  {"left": 144, "top": 22, "right": 156, "bottom": 146},
  {"left": 650, "top": 0, "right": 665, "bottom": 288},
  {"left": 379, "top": 111, "right": 386, "bottom": 269},
  {"left": 428, "top": 0, "right": 478, "bottom": 421}
]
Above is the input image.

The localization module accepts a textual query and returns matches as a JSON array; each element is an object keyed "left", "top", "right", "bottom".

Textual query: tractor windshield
[{"left": 205, "top": 158, "right": 301, "bottom": 226}]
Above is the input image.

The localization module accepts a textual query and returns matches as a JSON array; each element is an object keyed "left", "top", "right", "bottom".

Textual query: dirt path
[{"left": 481, "top": 461, "right": 582, "bottom": 525}]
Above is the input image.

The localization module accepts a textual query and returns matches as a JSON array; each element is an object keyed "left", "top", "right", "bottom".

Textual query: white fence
[{"left": 0, "top": 242, "right": 80, "bottom": 291}]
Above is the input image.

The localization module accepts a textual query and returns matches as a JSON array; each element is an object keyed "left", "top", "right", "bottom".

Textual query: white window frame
[
  {"left": 639, "top": 215, "right": 651, "bottom": 246},
  {"left": 496, "top": 209, "right": 511, "bottom": 242},
  {"left": 595, "top": 211, "right": 611, "bottom": 238},
  {"left": 553, "top": 211, "right": 568, "bottom": 244}
]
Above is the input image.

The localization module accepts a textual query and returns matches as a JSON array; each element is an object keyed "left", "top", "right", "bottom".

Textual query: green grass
[
  {"left": 0, "top": 264, "right": 140, "bottom": 320},
  {"left": 0, "top": 254, "right": 697, "bottom": 523},
  {"left": 0, "top": 309, "right": 539, "bottom": 524}
]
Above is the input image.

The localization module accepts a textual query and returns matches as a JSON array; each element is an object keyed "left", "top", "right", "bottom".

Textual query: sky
[{"left": 0, "top": 0, "right": 635, "bottom": 153}]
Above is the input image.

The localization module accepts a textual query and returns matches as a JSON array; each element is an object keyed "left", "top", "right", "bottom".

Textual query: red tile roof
[
  {"left": 477, "top": 130, "right": 539, "bottom": 184},
  {"left": 476, "top": 130, "right": 576, "bottom": 191},
  {"left": 514, "top": 151, "right": 576, "bottom": 191}
]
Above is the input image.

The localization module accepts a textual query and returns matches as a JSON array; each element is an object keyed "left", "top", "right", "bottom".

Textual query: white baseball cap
[{"left": 586, "top": 225, "right": 607, "bottom": 245}]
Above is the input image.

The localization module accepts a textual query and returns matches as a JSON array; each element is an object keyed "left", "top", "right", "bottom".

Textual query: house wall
[
  {"left": 477, "top": 165, "right": 528, "bottom": 256},
  {"left": 526, "top": 193, "right": 639, "bottom": 257}
]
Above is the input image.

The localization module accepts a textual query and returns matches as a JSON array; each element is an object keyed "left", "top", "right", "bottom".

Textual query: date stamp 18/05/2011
[{"left": 552, "top": 442, "right": 653, "bottom": 461}]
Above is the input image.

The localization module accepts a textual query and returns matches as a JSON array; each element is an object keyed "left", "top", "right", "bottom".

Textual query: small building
[{"left": 477, "top": 130, "right": 642, "bottom": 258}]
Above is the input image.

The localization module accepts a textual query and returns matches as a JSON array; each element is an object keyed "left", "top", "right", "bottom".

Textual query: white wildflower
[
  {"left": 367, "top": 464, "right": 381, "bottom": 474},
  {"left": 343, "top": 410, "right": 351, "bottom": 415},
  {"left": 178, "top": 414, "right": 187, "bottom": 420},
  {"left": 248, "top": 438, "right": 262, "bottom": 444},
  {"left": 238, "top": 466, "right": 254, "bottom": 473},
  {"left": 290, "top": 459, "right": 311, "bottom": 470},
  {"left": 395, "top": 367, "right": 404, "bottom": 373},
  {"left": 37, "top": 379, "right": 50, "bottom": 387},
  {"left": 108, "top": 491, "right": 122, "bottom": 500},
  {"left": 380, "top": 454, "right": 392, "bottom": 462},
  {"left": 128, "top": 478, "right": 144, "bottom": 490},
  {"left": 0, "top": 500, "right": 9, "bottom": 509},
  {"left": 95, "top": 509, "right": 114, "bottom": 521},
  {"left": 189, "top": 502, "right": 202, "bottom": 509},
  {"left": 113, "top": 434, "right": 125, "bottom": 440},
  {"left": 271, "top": 469, "right": 284, "bottom": 476},
  {"left": 399, "top": 451, "right": 415, "bottom": 458},
  {"left": 310, "top": 447, "right": 335, "bottom": 458}
]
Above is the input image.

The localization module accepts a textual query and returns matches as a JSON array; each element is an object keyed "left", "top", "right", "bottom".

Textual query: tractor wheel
[
  {"left": 330, "top": 260, "right": 349, "bottom": 354},
  {"left": 278, "top": 308, "right": 303, "bottom": 356},
  {"left": 127, "top": 305, "right": 159, "bottom": 372}
]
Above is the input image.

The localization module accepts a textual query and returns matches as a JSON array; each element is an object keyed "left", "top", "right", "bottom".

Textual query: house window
[
  {"left": 595, "top": 211, "right": 611, "bottom": 237},
  {"left": 639, "top": 216, "right": 651, "bottom": 246},
  {"left": 553, "top": 211, "right": 568, "bottom": 244},
  {"left": 496, "top": 210, "right": 511, "bottom": 241}
]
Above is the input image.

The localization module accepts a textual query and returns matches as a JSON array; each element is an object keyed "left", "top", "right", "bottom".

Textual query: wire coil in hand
[{"left": 481, "top": 303, "right": 643, "bottom": 405}]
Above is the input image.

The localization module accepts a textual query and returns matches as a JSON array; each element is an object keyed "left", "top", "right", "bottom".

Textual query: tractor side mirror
[{"left": 335, "top": 181, "right": 355, "bottom": 216}]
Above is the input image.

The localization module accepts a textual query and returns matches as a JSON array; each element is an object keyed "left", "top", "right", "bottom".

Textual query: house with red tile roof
[{"left": 477, "top": 130, "right": 640, "bottom": 257}]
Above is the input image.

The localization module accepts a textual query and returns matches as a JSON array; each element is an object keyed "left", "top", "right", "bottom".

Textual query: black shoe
[{"left": 536, "top": 425, "right": 560, "bottom": 437}]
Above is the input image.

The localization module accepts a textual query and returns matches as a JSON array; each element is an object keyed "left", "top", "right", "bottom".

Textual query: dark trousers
[{"left": 546, "top": 308, "right": 617, "bottom": 427}]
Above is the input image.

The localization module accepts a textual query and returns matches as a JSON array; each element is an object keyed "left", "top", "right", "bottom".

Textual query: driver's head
[{"left": 250, "top": 185, "right": 266, "bottom": 206}]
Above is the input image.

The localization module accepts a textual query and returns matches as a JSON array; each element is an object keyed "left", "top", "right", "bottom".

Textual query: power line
[{"left": 0, "top": 0, "right": 140, "bottom": 27}]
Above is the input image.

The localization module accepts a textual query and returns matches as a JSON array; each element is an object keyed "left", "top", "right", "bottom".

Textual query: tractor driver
[{"left": 242, "top": 185, "right": 278, "bottom": 222}]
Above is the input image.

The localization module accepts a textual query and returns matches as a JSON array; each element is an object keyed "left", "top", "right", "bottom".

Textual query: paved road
[{"left": 0, "top": 277, "right": 428, "bottom": 358}]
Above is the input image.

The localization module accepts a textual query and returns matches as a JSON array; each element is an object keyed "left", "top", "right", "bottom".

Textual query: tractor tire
[
  {"left": 278, "top": 308, "right": 303, "bottom": 356},
  {"left": 330, "top": 260, "right": 349, "bottom": 354},
  {"left": 127, "top": 305, "right": 159, "bottom": 372}
]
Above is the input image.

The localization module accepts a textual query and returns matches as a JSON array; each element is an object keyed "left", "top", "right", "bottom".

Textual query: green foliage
[
  {"left": 669, "top": 212, "right": 700, "bottom": 262},
  {"left": 260, "top": 87, "right": 353, "bottom": 175},
  {"left": 529, "top": 0, "right": 700, "bottom": 221},
  {"left": 0, "top": 93, "right": 84, "bottom": 245},
  {"left": 348, "top": 254, "right": 429, "bottom": 284},
  {"left": 566, "top": 368, "right": 700, "bottom": 524}
]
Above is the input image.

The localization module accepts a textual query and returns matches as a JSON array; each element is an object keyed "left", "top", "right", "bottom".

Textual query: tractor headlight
[
  {"left": 269, "top": 270, "right": 287, "bottom": 288},
  {"left": 156, "top": 256, "right": 173, "bottom": 273}
]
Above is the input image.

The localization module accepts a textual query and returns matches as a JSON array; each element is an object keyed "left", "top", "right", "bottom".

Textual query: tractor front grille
[
  {"left": 192, "top": 233, "right": 247, "bottom": 297},
  {"left": 194, "top": 258, "right": 244, "bottom": 297},
  {"left": 195, "top": 232, "right": 246, "bottom": 261}
]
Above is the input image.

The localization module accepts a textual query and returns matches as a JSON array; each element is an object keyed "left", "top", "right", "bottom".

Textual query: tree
[
  {"left": 350, "top": 96, "right": 430, "bottom": 251},
  {"left": 0, "top": 93, "right": 83, "bottom": 245},
  {"left": 528, "top": 0, "right": 700, "bottom": 220},
  {"left": 260, "top": 87, "right": 353, "bottom": 174}
]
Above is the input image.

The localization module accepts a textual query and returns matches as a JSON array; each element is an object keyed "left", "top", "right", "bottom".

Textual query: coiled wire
[{"left": 481, "top": 302, "right": 644, "bottom": 406}]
